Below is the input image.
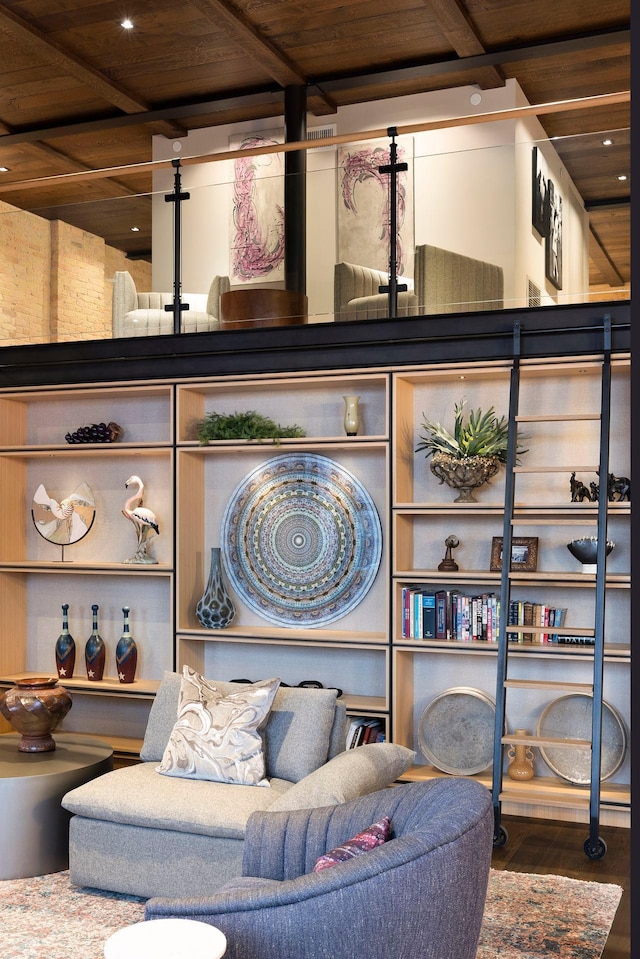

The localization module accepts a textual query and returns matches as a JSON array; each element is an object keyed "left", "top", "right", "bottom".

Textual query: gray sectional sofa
[{"left": 62, "top": 673, "right": 415, "bottom": 898}]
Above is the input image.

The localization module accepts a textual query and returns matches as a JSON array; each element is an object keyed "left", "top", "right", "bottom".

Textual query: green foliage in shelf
[
  {"left": 415, "top": 399, "right": 527, "bottom": 464},
  {"left": 196, "top": 410, "right": 306, "bottom": 445}
]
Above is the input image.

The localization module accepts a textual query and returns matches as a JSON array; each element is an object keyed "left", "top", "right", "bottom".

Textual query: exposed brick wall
[
  {"left": 1, "top": 200, "right": 152, "bottom": 345},
  {"left": 0, "top": 202, "right": 51, "bottom": 346}
]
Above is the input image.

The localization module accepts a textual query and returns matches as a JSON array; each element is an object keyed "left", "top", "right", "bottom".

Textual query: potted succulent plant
[
  {"left": 415, "top": 399, "right": 526, "bottom": 502},
  {"left": 195, "top": 410, "right": 305, "bottom": 445}
]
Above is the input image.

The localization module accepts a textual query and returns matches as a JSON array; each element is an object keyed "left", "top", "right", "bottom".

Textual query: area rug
[{"left": 0, "top": 868, "right": 622, "bottom": 959}]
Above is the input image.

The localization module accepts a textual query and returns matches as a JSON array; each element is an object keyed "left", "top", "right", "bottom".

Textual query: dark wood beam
[
  {"left": 424, "top": 0, "right": 504, "bottom": 89},
  {"left": 0, "top": 3, "right": 184, "bottom": 138},
  {"left": 589, "top": 226, "right": 624, "bottom": 287},
  {"left": 186, "top": 0, "right": 336, "bottom": 115}
]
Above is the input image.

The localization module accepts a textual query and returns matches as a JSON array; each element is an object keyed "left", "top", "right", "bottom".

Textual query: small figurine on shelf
[
  {"left": 569, "top": 472, "right": 591, "bottom": 503},
  {"left": 85, "top": 603, "right": 105, "bottom": 681},
  {"left": 606, "top": 471, "right": 630, "bottom": 502},
  {"left": 438, "top": 535, "right": 460, "bottom": 572},
  {"left": 122, "top": 475, "right": 159, "bottom": 564},
  {"left": 116, "top": 606, "right": 137, "bottom": 684},
  {"left": 55, "top": 603, "right": 76, "bottom": 678}
]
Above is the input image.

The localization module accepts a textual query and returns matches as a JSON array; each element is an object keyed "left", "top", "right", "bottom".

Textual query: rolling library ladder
[{"left": 491, "top": 316, "right": 617, "bottom": 859}]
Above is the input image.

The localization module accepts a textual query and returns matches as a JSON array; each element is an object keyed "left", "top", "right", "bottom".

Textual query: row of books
[
  {"left": 401, "top": 586, "right": 569, "bottom": 644},
  {"left": 346, "top": 716, "right": 386, "bottom": 749}
]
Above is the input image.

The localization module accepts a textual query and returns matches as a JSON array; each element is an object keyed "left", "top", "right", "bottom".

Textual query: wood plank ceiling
[{"left": 0, "top": 0, "right": 630, "bottom": 289}]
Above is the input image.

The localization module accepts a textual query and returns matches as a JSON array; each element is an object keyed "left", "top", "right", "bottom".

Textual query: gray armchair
[
  {"left": 145, "top": 777, "right": 493, "bottom": 959},
  {"left": 112, "top": 271, "right": 230, "bottom": 337},
  {"left": 334, "top": 243, "right": 504, "bottom": 321}
]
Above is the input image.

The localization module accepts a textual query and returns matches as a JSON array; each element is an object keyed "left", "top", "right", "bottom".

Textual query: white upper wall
[{"left": 152, "top": 79, "right": 588, "bottom": 318}]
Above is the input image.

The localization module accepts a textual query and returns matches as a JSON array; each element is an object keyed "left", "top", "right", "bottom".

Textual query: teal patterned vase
[{"left": 196, "top": 547, "right": 236, "bottom": 629}]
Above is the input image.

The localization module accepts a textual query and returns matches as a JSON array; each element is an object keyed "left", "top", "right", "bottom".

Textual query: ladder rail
[
  {"left": 492, "top": 316, "right": 613, "bottom": 858},
  {"left": 491, "top": 320, "right": 521, "bottom": 841}
]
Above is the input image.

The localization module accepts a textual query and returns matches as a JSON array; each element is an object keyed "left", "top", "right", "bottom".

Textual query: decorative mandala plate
[{"left": 221, "top": 453, "right": 382, "bottom": 627}]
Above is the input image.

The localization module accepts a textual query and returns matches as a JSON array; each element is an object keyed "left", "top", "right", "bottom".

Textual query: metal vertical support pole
[
  {"left": 378, "top": 127, "right": 407, "bottom": 318},
  {"left": 164, "top": 158, "right": 190, "bottom": 335},
  {"left": 585, "top": 314, "right": 612, "bottom": 859},
  {"left": 491, "top": 319, "right": 522, "bottom": 845},
  {"left": 284, "top": 85, "right": 307, "bottom": 296}
]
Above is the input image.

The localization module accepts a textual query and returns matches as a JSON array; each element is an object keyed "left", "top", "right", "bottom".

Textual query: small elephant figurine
[
  {"left": 570, "top": 472, "right": 591, "bottom": 503},
  {"left": 607, "top": 472, "right": 630, "bottom": 502}
]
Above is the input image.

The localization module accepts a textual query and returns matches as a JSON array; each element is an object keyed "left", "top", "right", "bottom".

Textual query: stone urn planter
[{"left": 429, "top": 452, "right": 501, "bottom": 503}]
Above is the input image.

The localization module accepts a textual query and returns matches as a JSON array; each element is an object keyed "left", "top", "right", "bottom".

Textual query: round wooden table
[{"left": 220, "top": 288, "right": 308, "bottom": 329}]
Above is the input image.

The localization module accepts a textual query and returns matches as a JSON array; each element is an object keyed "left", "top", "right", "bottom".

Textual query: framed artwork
[
  {"left": 544, "top": 178, "right": 563, "bottom": 290},
  {"left": 229, "top": 129, "right": 285, "bottom": 284},
  {"left": 531, "top": 146, "right": 547, "bottom": 236},
  {"left": 337, "top": 137, "right": 414, "bottom": 276},
  {"left": 490, "top": 536, "right": 538, "bottom": 572}
]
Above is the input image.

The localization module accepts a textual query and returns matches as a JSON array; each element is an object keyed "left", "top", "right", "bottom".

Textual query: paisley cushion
[
  {"left": 156, "top": 667, "right": 280, "bottom": 786},
  {"left": 312, "top": 816, "right": 392, "bottom": 871}
]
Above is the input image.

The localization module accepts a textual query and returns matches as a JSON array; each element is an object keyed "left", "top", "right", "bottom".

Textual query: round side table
[
  {"left": 104, "top": 918, "right": 227, "bottom": 958},
  {"left": 0, "top": 731, "right": 113, "bottom": 879}
]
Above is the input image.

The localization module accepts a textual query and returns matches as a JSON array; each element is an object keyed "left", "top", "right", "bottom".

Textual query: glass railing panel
[{"left": 0, "top": 118, "right": 630, "bottom": 349}]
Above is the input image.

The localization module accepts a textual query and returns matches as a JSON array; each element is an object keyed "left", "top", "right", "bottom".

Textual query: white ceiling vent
[{"left": 307, "top": 125, "right": 337, "bottom": 151}]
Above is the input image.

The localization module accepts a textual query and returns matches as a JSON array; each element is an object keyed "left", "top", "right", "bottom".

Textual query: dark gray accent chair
[{"left": 145, "top": 777, "right": 493, "bottom": 959}]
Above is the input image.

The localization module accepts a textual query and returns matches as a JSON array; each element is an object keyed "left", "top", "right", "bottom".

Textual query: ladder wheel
[
  {"left": 493, "top": 825, "right": 508, "bottom": 847},
  {"left": 584, "top": 836, "right": 607, "bottom": 860}
]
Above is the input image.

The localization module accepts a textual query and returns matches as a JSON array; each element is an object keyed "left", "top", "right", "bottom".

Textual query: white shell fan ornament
[{"left": 32, "top": 481, "right": 96, "bottom": 558}]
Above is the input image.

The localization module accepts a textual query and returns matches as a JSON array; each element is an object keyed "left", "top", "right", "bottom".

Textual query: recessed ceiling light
[
  {"left": 617, "top": 175, "right": 627, "bottom": 181},
  {"left": 130, "top": 226, "right": 140, "bottom": 232},
  {"left": 121, "top": 18, "right": 134, "bottom": 29},
  {"left": 602, "top": 138, "right": 613, "bottom": 146},
  {"left": 0, "top": 166, "right": 9, "bottom": 172}
]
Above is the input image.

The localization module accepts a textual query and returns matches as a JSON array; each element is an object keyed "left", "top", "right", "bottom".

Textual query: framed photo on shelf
[{"left": 490, "top": 536, "right": 538, "bottom": 572}]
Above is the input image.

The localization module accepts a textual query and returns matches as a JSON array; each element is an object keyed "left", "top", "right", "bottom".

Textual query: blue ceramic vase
[
  {"left": 196, "top": 547, "right": 236, "bottom": 629},
  {"left": 55, "top": 603, "right": 76, "bottom": 679},
  {"left": 85, "top": 603, "right": 105, "bottom": 681}
]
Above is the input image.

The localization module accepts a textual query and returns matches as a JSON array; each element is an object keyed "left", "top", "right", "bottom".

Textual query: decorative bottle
[
  {"left": 55, "top": 603, "right": 76, "bottom": 679},
  {"left": 195, "top": 547, "right": 236, "bottom": 629},
  {"left": 343, "top": 395, "right": 361, "bottom": 436},
  {"left": 85, "top": 603, "right": 105, "bottom": 681},
  {"left": 507, "top": 728, "right": 535, "bottom": 781},
  {"left": 116, "top": 606, "right": 138, "bottom": 684}
]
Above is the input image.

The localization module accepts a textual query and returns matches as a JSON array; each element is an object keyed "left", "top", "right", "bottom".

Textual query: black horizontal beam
[
  {"left": 0, "top": 302, "right": 629, "bottom": 390},
  {"left": 0, "top": 28, "right": 628, "bottom": 147}
]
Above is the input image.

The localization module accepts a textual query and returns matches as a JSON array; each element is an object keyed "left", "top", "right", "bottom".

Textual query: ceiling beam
[
  {"left": 186, "top": 0, "right": 336, "bottom": 115},
  {"left": 0, "top": 3, "right": 184, "bottom": 138},
  {"left": 424, "top": 0, "right": 504, "bottom": 89},
  {"left": 0, "top": 27, "right": 627, "bottom": 149},
  {"left": 589, "top": 226, "right": 624, "bottom": 287}
]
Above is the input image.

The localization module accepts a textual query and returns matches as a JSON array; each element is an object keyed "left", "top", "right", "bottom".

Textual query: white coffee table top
[{"left": 104, "top": 918, "right": 227, "bottom": 958}]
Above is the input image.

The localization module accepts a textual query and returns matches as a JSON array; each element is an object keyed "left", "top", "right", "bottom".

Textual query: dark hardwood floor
[{"left": 491, "top": 816, "right": 630, "bottom": 959}]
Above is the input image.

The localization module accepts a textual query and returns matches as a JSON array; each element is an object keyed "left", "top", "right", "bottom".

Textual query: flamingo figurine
[{"left": 122, "top": 475, "right": 159, "bottom": 564}]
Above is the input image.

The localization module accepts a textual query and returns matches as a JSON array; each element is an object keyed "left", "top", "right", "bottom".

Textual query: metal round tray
[
  {"left": 417, "top": 687, "right": 496, "bottom": 776},
  {"left": 537, "top": 694, "right": 627, "bottom": 784}
]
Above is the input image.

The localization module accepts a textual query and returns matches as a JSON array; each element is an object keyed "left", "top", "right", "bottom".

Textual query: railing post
[{"left": 164, "top": 158, "right": 190, "bottom": 335}]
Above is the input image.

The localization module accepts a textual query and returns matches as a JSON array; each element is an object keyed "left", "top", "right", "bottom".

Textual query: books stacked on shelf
[
  {"left": 401, "top": 586, "right": 499, "bottom": 642},
  {"left": 507, "top": 601, "right": 567, "bottom": 643},
  {"left": 346, "top": 716, "right": 386, "bottom": 748},
  {"left": 555, "top": 635, "right": 595, "bottom": 646}
]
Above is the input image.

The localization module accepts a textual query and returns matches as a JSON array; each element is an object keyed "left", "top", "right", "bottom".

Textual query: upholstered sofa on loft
[
  {"left": 112, "top": 271, "right": 230, "bottom": 337},
  {"left": 334, "top": 243, "right": 504, "bottom": 322},
  {"left": 62, "top": 673, "right": 415, "bottom": 899}
]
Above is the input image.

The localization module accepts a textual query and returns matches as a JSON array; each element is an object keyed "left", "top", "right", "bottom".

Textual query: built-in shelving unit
[{"left": 0, "top": 339, "right": 630, "bottom": 827}]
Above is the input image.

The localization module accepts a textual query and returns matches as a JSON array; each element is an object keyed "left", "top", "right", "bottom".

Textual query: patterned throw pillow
[
  {"left": 156, "top": 668, "right": 280, "bottom": 786},
  {"left": 312, "top": 815, "right": 392, "bottom": 872}
]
